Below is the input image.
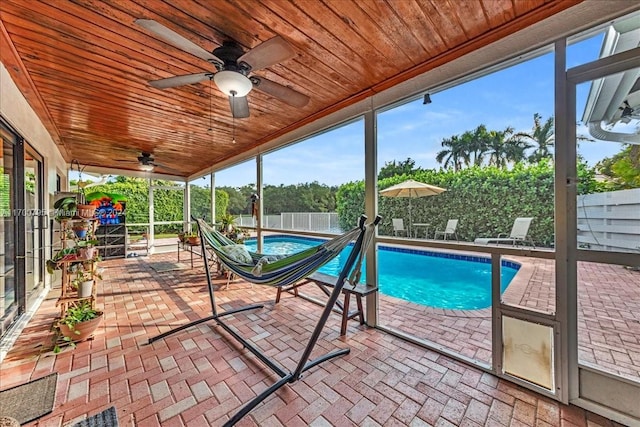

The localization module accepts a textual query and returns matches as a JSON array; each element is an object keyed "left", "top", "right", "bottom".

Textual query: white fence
[
  {"left": 235, "top": 212, "right": 341, "bottom": 233},
  {"left": 577, "top": 188, "right": 640, "bottom": 252}
]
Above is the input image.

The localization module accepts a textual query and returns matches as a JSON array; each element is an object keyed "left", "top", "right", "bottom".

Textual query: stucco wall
[{"left": 1, "top": 62, "right": 68, "bottom": 192}]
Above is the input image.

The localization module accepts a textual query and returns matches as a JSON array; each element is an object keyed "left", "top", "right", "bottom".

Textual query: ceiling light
[
  {"left": 214, "top": 71, "right": 252, "bottom": 97},
  {"left": 139, "top": 164, "right": 154, "bottom": 172}
]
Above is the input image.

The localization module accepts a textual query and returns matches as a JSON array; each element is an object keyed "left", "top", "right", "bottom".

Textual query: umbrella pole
[{"left": 408, "top": 198, "right": 412, "bottom": 237}]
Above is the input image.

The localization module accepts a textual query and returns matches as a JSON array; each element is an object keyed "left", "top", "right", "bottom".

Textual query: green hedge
[
  {"left": 86, "top": 178, "right": 228, "bottom": 234},
  {"left": 337, "top": 162, "right": 567, "bottom": 247}
]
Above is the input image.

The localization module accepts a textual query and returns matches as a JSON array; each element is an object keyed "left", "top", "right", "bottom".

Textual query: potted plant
[
  {"left": 57, "top": 300, "right": 103, "bottom": 343},
  {"left": 186, "top": 232, "right": 200, "bottom": 246},
  {"left": 71, "top": 269, "right": 94, "bottom": 298},
  {"left": 46, "top": 247, "right": 78, "bottom": 274},
  {"left": 76, "top": 239, "right": 99, "bottom": 259},
  {"left": 54, "top": 196, "right": 77, "bottom": 221},
  {"left": 72, "top": 221, "right": 90, "bottom": 238},
  {"left": 76, "top": 203, "right": 96, "bottom": 219},
  {"left": 219, "top": 212, "right": 236, "bottom": 233}
]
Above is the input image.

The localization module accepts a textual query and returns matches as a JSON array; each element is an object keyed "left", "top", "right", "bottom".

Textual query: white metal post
[
  {"left": 185, "top": 179, "right": 191, "bottom": 228},
  {"left": 364, "top": 106, "right": 378, "bottom": 326},
  {"left": 148, "top": 178, "right": 154, "bottom": 254},
  {"left": 256, "top": 155, "right": 263, "bottom": 252},
  {"left": 210, "top": 173, "right": 216, "bottom": 223},
  {"left": 554, "top": 38, "right": 572, "bottom": 404}
]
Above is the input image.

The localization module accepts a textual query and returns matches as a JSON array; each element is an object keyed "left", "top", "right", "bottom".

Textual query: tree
[
  {"left": 437, "top": 125, "right": 530, "bottom": 170},
  {"left": 596, "top": 144, "right": 640, "bottom": 189},
  {"left": 516, "top": 113, "right": 556, "bottom": 163},
  {"left": 378, "top": 158, "right": 420, "bottom": 179},
  {"left": 219, "top": 184, "right": 256, "bottom": 215},
  {"left": 436, "top": 135, "right": 469, "bottom": 171},
  {"left": 263, "top": 182, "right": 337, "bottom": 214},
  {"left": 485, "top": 127, "right": 531, "bottom": 168},
  {"left": 513, "top": 113, "right": 596, "bottom": 163},
  {"left": 461, "top": 125, "right": 489, "bottom": 167}
]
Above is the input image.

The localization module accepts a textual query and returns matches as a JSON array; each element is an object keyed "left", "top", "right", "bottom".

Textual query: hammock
[
  {"left": 197, "top": 218, "right": 364, "bottom": 288},
  {"left": 148, "top": 214, "right": 381, "bottom": 426}
]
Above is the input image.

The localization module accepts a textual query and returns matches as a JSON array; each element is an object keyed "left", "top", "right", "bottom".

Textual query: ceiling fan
[
  {"left": 135, "top": 19, "right": 310, "bottom": 118},
  {"left": 116, "top": 152, "right": 180, "bottom": 174}
]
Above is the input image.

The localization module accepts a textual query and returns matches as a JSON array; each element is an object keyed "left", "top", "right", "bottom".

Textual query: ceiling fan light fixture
[
  {"left": 214, "top": 70, "right": 252, "bottom": 97},
  {"left": 139, "top": 163, "right": 154, "bottom": 172}
]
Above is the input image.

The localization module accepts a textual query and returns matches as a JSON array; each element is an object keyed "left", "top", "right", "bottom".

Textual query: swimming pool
[{"left": 244, "top": 235, "right": 520, "bottom": 310}]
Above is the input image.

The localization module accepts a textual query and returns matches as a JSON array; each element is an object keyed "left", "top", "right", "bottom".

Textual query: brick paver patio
[
  {"left": 0, "top": 253, "right": 633, "bottom": 426},
  {"left": 377, "top": 256, "right": 640, "bottom": 382}
]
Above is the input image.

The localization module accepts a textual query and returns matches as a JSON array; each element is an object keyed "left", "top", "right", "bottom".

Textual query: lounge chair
[
  {"left": 474, "top": 217, "right": 534, "bottom": 246},
  {"left": 392, "top": 218, "right": 407, "bottom": 236},
  {"left": 434, "top": 219, "right": 459, "bottom": 240}
]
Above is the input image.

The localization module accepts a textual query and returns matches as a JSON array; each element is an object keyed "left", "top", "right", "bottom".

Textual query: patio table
[{"left": 413, "top": 223, "right": 430, "bottom": 238}]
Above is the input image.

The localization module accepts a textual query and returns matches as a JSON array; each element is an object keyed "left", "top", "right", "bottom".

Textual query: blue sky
[{"left": 207, "top": 32, "right": 624, "bottom": 188}]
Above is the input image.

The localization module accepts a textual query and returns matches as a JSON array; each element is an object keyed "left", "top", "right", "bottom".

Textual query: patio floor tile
[{"left": 0, "top": 253, "right": 632, "bottom": 426}]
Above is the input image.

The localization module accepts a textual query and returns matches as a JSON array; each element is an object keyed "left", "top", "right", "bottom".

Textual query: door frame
[
  {"left": 0, "top": 120, "right": 24, "bottom": 337},
  {"left": 564, "top": 43, "right": 640, "bottom": 422},
  {"left": 23, "top": 143, "right": 45, "bottom": 307}
]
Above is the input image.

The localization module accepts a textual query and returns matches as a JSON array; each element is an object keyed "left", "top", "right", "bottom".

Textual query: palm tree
[
  {"left": 461, "top": 125, "right": 489, "bottom": 167},
  {"left": 485, "top": 129, "right": 510, "bottom": 168},
  {"left": 436, "top": 135, "right": 469, "bottom": 171},
  {"left": 516, "top": 113, "right": 555, "bottom": 162}
]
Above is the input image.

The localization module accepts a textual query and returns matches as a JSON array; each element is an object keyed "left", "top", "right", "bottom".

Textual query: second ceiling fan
[{"left": 136, "top": 19, "right": 309, "bottom": 118}]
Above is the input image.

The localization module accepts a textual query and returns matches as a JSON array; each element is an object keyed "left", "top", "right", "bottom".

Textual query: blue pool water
[{"left": 244, "top": 235, "right": 520, "bottom": 310}]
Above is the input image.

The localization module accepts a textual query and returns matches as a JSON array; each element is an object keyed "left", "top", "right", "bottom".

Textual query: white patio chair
[
  {"left": 392, "top": 218, "right": 407, "bottom": 237},
  {"left": 434, "top": 219, "right": 459, "bottom": 240},
  {"left": 474, "top": 217, "right": 534, "bottom": 246}
]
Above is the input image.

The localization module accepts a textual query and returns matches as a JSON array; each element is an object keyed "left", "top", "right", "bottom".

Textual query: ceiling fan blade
[
  {"left": 135, "top": 19, "right": 222, "bottom": 64},
  {"left": 152, "top": 162, "right": 183, "bottom": 175},
  {"left": 238, "top": 36, "right": 296, "bottom": 71},
  {"left": 229, "top": 96, "right": 250, "bottom": 118},
  {"left": 149, "top": 72, "right": 211, "bottom": 89},
  {"left": 252, "top": 77, "right": 309, "bottom": 108}
]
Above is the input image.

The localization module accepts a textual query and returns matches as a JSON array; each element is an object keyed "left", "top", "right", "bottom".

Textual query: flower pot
[
  {"left": 77, "top": 204, "right": 96, "bottom": 219},
  {"left": 78, "top": 246, "right": 96, "bottom": 259},
  {"left": 58, "top": 312, "right": 103, "bottom": 342},
  {"left": 187, "top": 236, "right": 200, "bottom": 245},
  {"left": 73, "top": 228, "right": 87, "bottom": 238},
  {"left": 78, "top": 280, "right": 94, "bottom": 297}
]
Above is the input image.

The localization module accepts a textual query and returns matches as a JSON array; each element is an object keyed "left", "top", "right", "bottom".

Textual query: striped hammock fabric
[{"left": 196, "top": 219, "right": 362, "bottom": 288}]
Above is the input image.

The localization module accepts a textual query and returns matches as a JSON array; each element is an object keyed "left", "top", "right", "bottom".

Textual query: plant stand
[{"left": 55, "top": 218, "right": 100, "bottom": 317}]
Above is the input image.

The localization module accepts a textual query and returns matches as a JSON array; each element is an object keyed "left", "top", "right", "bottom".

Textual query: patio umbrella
[{"left": 379, "top": 179, "right": 446, "bottom": 236}]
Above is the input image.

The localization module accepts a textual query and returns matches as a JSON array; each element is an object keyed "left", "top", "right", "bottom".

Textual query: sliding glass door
[
  {"left": 24, "top": 147, "right": 44, "bottom": 309},
  {"left": 0, "top": 123, "right": 18, "bottom": 337}
]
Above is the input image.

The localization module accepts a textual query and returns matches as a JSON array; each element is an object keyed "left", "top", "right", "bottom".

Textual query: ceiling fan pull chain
[{"left": 208, "top": 78, "right": 213, "bottom": 133}]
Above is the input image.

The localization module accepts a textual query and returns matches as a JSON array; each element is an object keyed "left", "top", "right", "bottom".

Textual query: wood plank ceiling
[{"left": 0, "top": 0, "right": 581, "bottom": 177}]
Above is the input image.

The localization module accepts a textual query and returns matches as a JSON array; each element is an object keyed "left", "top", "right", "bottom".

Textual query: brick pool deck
[
  {"left": 0, "top": 252, "right": 636, "bottom": 426},
  {"left": 378, "top": 255, "right": 640, "bottom": 382}
]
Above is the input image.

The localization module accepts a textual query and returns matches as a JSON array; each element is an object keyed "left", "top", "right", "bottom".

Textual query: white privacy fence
[
  {"left": 235, "top": 212, "right": 342, "bottom": 233},
  {"left": 577, "top": 188, "right": 640, "bottom": 253}
]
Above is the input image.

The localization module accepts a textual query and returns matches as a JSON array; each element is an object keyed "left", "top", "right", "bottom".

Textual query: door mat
[
  {"left": 71, "top": 406, "right": 118, "bottom": 427},
  {"left": 0, "top": 372, "right": 57, "bottom": 424},
  {"left": 149, "top": 262, "right": 189, "bottom": 272}
]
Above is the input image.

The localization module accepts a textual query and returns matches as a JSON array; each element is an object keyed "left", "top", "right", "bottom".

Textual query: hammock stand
[{"left": 148, "top": 214, "right": 380, "bottom": 426}]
